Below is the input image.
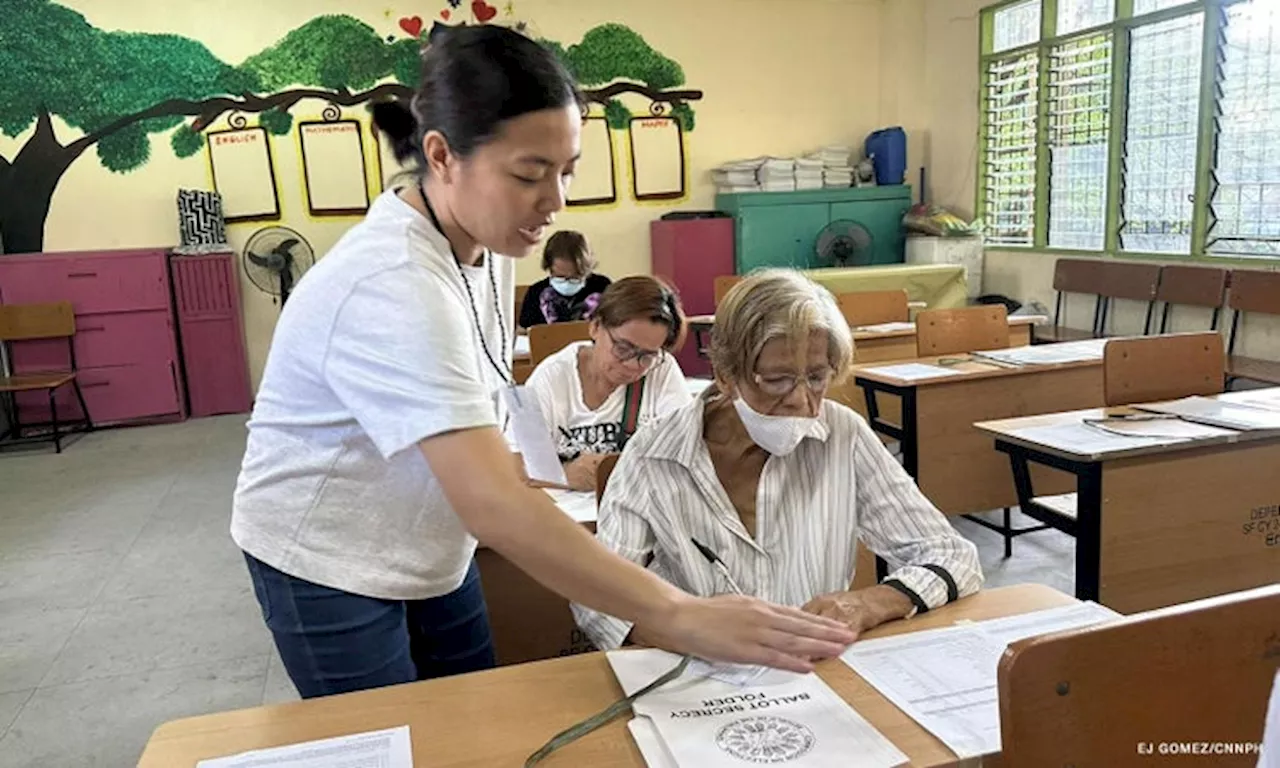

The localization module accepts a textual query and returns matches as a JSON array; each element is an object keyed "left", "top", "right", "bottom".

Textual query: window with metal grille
[
  {"left": 1058, "top": 0, "right": 1114, "bottom": 36},
  {"left": 1208, "top": 0, "right": 1280, "bottom": 257},
  {"left": 994, "top": 0, "right": 1042, "bottom": 53},
  {"left": 983, "top": 51, "right": 1039, "bottom": 246},
  {"left": 1134, "top": 0, "right": 1196, "bottom": 17},
  {"left": 1121, "top": 12, "right": 1203, "bottom": 254},
  {"left": 1048, "top": 33, "right": 1113, "bottom": 250}
]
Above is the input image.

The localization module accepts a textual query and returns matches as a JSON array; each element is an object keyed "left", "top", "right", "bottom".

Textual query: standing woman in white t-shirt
[
  {"left": 230, "top": 24, "right": 854, "bottom": 700},
  {"left": 526, "top": 276, "right": 692, "bottom": 490}
]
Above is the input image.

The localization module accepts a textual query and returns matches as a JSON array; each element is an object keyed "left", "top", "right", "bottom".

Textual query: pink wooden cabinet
[
  {"left": 169, "top": 253, "right": 253, "bottom": 417},
  {"left": 0, "top": 249, "right": 186, "bottom": 426}
]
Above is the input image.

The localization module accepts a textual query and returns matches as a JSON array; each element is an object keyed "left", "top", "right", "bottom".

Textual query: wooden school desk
[
  {"left": 138, "top": 585, "right": 1073, "bottom": 768},
  {"left": 854, "top": 353, "right": 1105, "bottom": 517},
  {"left": 974, "top": 389, "right": 1280, "bottom": 613}
]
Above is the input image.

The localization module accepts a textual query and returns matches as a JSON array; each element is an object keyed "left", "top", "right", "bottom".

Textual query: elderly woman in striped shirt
[{"left": 573, "top": 269, "right": 983, "bottom": 650}]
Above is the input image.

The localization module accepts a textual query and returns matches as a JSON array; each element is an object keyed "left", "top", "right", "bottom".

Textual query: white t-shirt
[
  {"left": 525, "top": 341, "right": 692, "bottom": 458},
  {"left": 231, "top": 190, "right": 515, "bottom": 600}
]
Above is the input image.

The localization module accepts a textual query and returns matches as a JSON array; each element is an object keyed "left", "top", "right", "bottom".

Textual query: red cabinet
[
  {"left": 650, "top": 217, "right": 735, "bottom": 378},
  {"left": 0, "top": 249, "right": 186, "bottom": 426}
]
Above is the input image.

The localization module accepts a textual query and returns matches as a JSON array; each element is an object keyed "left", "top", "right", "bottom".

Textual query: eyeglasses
[
  {"left": 606, "top": 328, "right": 662, "bottom": 368},
  {"left": 752, "top": 369, "right": 835, "bottom": 398}
]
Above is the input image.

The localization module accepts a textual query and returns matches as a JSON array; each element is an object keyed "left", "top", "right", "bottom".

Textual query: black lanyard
[{"left": 419, "top": 184, "right": 512, "bottom": 386}]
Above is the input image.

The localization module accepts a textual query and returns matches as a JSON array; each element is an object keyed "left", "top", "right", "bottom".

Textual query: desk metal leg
[
  {"left": 1074, "top": 464, "right": 1102, "bottom": 601},
  {"left": 858, "top": 378, "right": 916, "bottom": 580}
]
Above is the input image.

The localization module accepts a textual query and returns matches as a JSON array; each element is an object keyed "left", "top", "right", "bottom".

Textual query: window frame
[{"left": 976, "top": 0, "right": 1278, "bottom": 263}]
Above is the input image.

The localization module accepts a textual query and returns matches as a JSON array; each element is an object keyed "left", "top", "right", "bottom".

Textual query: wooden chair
[
  {"left": 998, "top": 584, "right": 1280, "bottom": 768},
  {"left": 916, "top": 305, "right": 1011, "bottom": 357},
  {"left": 1095, "top": 261, "right": 1163, "bottom": 336},
  {"left": 836, "top": 289, "right": 910, "bottom": 328},
  {"left": 514, "top": 284, "right": 530, "bottom": 330},
  {"left": 528, "top": 321, "right": 591, "bottom": 367},
  {"left": 0, "top": 302, "right": 93, "bottom": 454},
  {"left": 1036, "top": 258, "right": 1107, "bottom": 343},
  {"left": 713, "top": 275, "right": 742, "bottom": 307},
  {"left": 595, "top": 453, "right": 621, "bottom": 504},
  {"left": 1103, "top": 332, "right": 1225, "bottom": 406},
  {"left": 1154, "top": 264, "right": 1228, "bottom": 334},
  {"left": 1225, "top": 269, "right": 1280, "bottom": 388}
]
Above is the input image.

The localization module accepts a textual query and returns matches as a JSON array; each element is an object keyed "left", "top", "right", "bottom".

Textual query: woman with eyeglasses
[
  {"left": 525, "top": 276, "right": 691, "bottom": 491},
  {"left": 574, "top": 269, "right": 983, "bottom": 649}
]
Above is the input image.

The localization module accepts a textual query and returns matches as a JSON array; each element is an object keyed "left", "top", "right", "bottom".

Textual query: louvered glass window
[
  {"left": 983, "top": 51, "right": 1040, "bottom": 245},
  {"left": 1048, "top": 33, "right": 1113, "bottom": 249}
]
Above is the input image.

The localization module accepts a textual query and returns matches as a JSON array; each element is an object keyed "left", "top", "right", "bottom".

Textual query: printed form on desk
[
  {"left": 608, "top": 649, "right": 907, "bottom": 767},
  {"left": 861, "top": 363, "right": 964, "bottom": 381},
  {"left": 195, "top": 726, "right": 411, "bottom": 768},
  {"left": 841, "top": 602, "right": 1120, "bottom": 759}
]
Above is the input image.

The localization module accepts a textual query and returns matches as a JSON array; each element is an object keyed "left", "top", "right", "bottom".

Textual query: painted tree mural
[{"left": 0, "top": 1, "right": 702, "bottom": 255}]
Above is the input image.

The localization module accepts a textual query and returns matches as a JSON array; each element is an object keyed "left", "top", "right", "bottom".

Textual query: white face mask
[{"left": 732, "top": 397, "right": 819, "bottom": 456}]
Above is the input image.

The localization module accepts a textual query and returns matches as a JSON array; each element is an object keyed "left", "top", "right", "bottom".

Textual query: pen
[{"left": 690, "top": 537, "right": 745, "bottom": 596}]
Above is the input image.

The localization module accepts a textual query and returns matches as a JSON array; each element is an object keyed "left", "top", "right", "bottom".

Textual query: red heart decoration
[
  {"left": 472, "top": 0, "right": 497, "bottom": 22},
  {"left": 399, "top": 16, "right": 424, "bottom": 37},
  {"left": 440, "top": 8, "right": 451, "bottom": 20}
]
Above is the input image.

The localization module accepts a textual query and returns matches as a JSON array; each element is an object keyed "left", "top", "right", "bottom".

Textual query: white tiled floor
[{"left": 0, "top": 416, "right": 1075, "bottom": 767}]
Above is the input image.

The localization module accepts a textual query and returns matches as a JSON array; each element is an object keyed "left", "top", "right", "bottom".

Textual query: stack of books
[
  {"left": 757, "top": 157, "right": 796, "bottom": 192},
  {"left": 819, "top": 145, "right": 854, "bottom": 188},
  {"left": 711, "top": 160, "right": 762, "bottom": 193}
]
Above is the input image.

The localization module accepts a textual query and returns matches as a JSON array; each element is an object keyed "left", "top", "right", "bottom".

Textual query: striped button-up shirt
[{"left": 572, "top": 396, "right": 983, "bottom": 650}]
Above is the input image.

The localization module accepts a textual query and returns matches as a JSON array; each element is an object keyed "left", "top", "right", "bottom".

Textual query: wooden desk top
[
  {"left": 975, "top": 387, "right": 1280, "bottom": 462},
  {"left": 138, "top": 585, "right": 1073, "bottom": 768},
  {"left": 854, "top": 352, "right": 1101, "bottom": 388},
  {"left": 686, "top": 315, "right": 1041, "bottom": 338}
]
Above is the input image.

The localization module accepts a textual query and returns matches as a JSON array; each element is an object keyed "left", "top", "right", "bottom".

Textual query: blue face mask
[{"left": 550, "top": 277, "right": 585, "bottom": 296}]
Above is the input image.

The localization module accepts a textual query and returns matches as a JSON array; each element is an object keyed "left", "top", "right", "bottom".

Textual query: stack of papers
[
  {"left": 818, "top": 146, "right": 853, "bottom": 188},
  {"left": 758, "top": 158, "right": 797, "bottom": 192},
  {"left": 972, "top": 337, "right": 1108, "bottom": 367},
  {"left": 610, "top": 649, "right": 907, "bottom": 767},
  {"left": 1002, "top": 423, "right": 1196, "bottom": 457},
  {"left": 796, "top": 156, "right": 825, "bottom": 190},
  {"left": 841, "top": 603, "right": 1119, "bottom": 759},
  {"left": 1136, "top": 396, "right": 1280, "bottom": 432},
  {"left": 712, "top": 160, "right": 762, "bottom": 193}
]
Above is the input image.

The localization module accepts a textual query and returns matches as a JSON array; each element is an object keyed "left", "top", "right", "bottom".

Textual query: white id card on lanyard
[{"left": 500, "top": 385, "right": 567, "bottom": 486}]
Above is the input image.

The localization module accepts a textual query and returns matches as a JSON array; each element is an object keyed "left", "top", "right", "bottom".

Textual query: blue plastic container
[{"left": 865, "top": 127, "right": 907, "bottom": 186}]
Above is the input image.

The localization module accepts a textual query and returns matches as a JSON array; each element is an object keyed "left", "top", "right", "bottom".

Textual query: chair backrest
[
  {"left": 998, "top": 584, "right": 1280, "bottom": 768},
  {"left": 1053, "top": 258, "right": 1107, "bottom": 294},
  {"left": 1102, "top": 332, "right": 1224, "bottom": 406},
  {"left": 529, "top": 321, "right": 591, "bottom": 366},
  {"left": 713, "top": 275, "right": 743, "bottom": 307},
  {"left": 1097, "top": 261, "right": 1162, "bottom": 302},
  {"left": 1155, "top": 265, "right": 1228, "bottom": 308},
  {"left": 0, "top": 302, "right": 75, "bottom": 342},
  {"left": 916, "top": 305, "right": 1010, "bottom": 357},
  {"left": 1228, "top": 269, "right": 1280, "bottom": 315},
  {"left": 514, "top": 284, "right": 531, "bottom": 325},
  {"left": 595, "top": 453, "right": 621, "bottom": 504},
  {"left": 837, "top": 289, "right": 910, "bottom": 327}
]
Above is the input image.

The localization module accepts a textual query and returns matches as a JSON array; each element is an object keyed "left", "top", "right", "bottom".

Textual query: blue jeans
[{"left": 244, "top": 553, "right": 496, "bottom": 699}]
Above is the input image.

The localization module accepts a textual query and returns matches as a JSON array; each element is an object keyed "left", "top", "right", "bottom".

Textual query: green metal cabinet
[{"left": 716, "top": 186, "right": 913, "bottom": 274}]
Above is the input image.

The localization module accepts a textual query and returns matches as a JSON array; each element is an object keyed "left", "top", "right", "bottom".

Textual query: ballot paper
[
  {"left": 972, "top": 337, "right": 1108, "bottom": 366},
  {"left": 1003, "top": 422, "right": 1176, "bottom": 457},
  {"left": 500, "top": 385, "right": 567, "bottom": 485},
  {"left": 841, "top": 602, "right": 1119, "bottom": 759},
  {"left": 862, "top": 363, "right": 964, "bottom": 381},
  {"left": 195, "top": 726, "right": 411, "bottom": 768},
  {"left": 855, "top": 322, "right": 917, "bottom": 333},
  {"left": 542, "top": 487, "right": 597, "bottom": 524},
  {"left": 609, "top": 649, "right": 907, "bottom": 767},
  {"left": 1135, "top": 396, "right": 1280, "bottom": 432},
  {"left": 1080, "top": 418, "right": 1236, "bottom": 440}
]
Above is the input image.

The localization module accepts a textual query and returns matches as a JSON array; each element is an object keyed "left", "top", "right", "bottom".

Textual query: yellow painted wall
[{"left": 0, "top": 0, "right": 888, "bottom": 390}]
